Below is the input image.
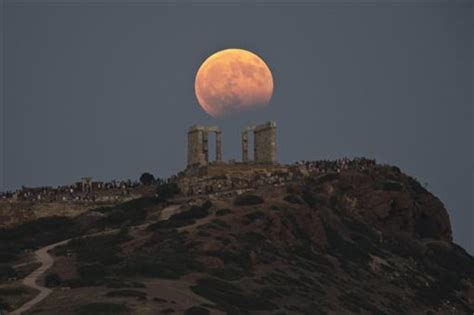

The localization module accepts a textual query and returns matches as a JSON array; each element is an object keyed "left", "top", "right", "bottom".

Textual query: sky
[{"left": 0, "top": 1, "right": 472, "bottom": 253}]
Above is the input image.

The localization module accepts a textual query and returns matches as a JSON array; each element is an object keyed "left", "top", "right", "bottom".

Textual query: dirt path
[
  {"left": 8, "top": 240, "right": 68, "bottom": 315},
  {"left": 158, "top": 204, "right": 181, "bottom": 220},
  {"left": 8, "top": 204, "right": 182, "bottom": 315}
]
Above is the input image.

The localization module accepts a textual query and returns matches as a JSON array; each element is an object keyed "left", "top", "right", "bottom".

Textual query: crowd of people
[
  {"left": 0, "top": 159, "right": 379, "bottom": 201},
  {"left": 0, "top": 179, "right": 143, "bottom": 202},
  {"left": 297, "top": 157, "right": 377, "bottom": 174}
]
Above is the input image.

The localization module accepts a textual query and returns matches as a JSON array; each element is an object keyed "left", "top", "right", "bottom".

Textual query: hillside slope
[{"left": 1, "top": 165, "right": 473, "bottom": 314}]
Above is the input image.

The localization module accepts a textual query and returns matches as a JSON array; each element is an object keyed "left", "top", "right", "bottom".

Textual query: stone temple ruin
[
  {"left": 187, "top": 125, "right": 222, "bottom": 167},
  {"left": 179, "top": 121, "right": 295, "bottom": 196},
  {"left": 187, "top": 121, "right": 277, "bottom": 168}
]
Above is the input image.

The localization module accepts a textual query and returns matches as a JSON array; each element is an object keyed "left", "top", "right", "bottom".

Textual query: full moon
[{"left": 195, "top": 48, "right": 274, "bottom": 118}]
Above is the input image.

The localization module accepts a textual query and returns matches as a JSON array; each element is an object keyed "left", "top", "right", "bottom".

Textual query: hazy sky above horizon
[{"left": 0, "top": 2, "right": 472, "bottom": 252}]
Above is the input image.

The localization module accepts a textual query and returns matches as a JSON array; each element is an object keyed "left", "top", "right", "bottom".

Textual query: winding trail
[
  {"left": 8, "top": 204, "right": 181, "bottom": 315},
  {"left": 9, "top": 240, "right": 68, "bottom": 315}
]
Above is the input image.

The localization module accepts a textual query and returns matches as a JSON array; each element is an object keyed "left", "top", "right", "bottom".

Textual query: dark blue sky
[{"left": 0, "top": 2, "right": 472, "bottom": 252}]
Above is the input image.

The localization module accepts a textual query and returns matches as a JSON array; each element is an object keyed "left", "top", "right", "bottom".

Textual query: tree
[{"left": 139, "top": 172, "right": 155, "bottom": 186}]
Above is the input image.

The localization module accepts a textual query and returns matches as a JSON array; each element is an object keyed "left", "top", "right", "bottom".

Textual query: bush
[
  {"left": 0, "top": 216, "right": 78, "bottom": 250},
  {"left": 75, "top": 302, "right": 130, "bottom": 315},
  {"left": 380, "top": 180, "right": 403, "bottom": 191},
  {"left": 234, "top": 194, "right": 264, "bottom": 206},
  {"left": 106, "top": 280, "right": 145, "bottom": 289},
  {"left": 169, "top": 205, "right": 209, "bottom": 221},
  {"left": 283, "top": 194, "right": 303, "bottom": 204},
  {"left": 157, "top": 182, "right": 180, "bottom": 200},
  {"left": 215, "top": 208, "right": 232, "bottom": 216},
  {"left": 105, "top": 290, "right": 147, "bottom": 300},
  {"left": 0, "top": 265, "right": 16, "bottom": 281},
  {"left": 139, "top": 172, "right": 155, "bottom": 185},
  {"left": 184, "top": 306, "right": 210, "bottom": 315},
  {"left": 0, "top": 286, "right": 26, "bottom": 295},
  {"left": 190, "top": 277, "right": 277, "bottom": 312},
  {"left": 66, "top": 232, "right": 128, "bottom": 265},
  {"left": 119, "top": 231, "right": 203, "bottom": 279},
  {"left": 209, "top": 267, "right": 246, "bottom": 281},
  {"left": 201, "top": 200, "right": 213, "bottom": 211},
  {"left": 107, "top": 209, "right": 127, "bottom": 225},
  {"left": 77, "top": 263, "right": 108, "bottom": 284},
  {"left": 45, "top": 273, "right": 62, "bottom": 287}
]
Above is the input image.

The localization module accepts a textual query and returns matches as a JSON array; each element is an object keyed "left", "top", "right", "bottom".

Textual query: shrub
[
  {"left": 139, "top": 172, "right": 155, "bottom": 185},
  {"left": 0, "top": 265, "right": 16, "bottom": 281},
  {"left": 205, "top": 250, "right": 252, "bottom": 270},
  {"left": 0, "top": 216, "right": 78, "bottom": 250},
  {"left": 301, "top": 190, "right": 317, "bottom": 207},
  {"left": 75, "top": 302, "right": 130, "bottom": 315},
  {"left": 169, "top": 205, "right": 209, "bottom": 221},
  {"left": 234, "top": 194, "right": 264, "bottom": 206},
  {"left": 215, "top": 208, "right": 232, "bottom": 216},
  {"left": 184, "top": 306, "right": 210, "bottom": 315},
  {"left": 201, "top": 200, "right": 213, "bottom": 211},
  {"left": 0, "top": 286, "right": 26, "bottom": 295},
  {"left": 77, "top": 263, "right": 108, "bottom": 284},
  {"left": 119, "top": 232, "right": 203, "bottom": 279},
  {"left": 209, "top": 267, "right": 246, "bottom": 281},
  {"left": 45, "top": 273, "right": 62, "bottom": 287},
  {"left": 107, "top": 209, "right": 127, "bottom": 225},
  {"left": 243, "top": 211, "right": 265, "bottom": 221},
  {"left": 283, "top": 194, "right": 303, "bottom": 204},
  {"left": 0, "top": 298, "right": 10, "bottom": 311},
  {"left": 105, "top": 290, "right": 147, "bottom": 299},
  {"left": 190, "top": 277, "right": 277, "bottom": 312},
  {"left": 380, "top": 180, "right": 403, "bottom": 191},
  {"left": 0, "top": 252, "right": 18, "bottom": 264},
  {"left": 106, "top": 280, "right": 145, "bottom": 289},
  {"left": 157, "top": 182, "right": 180, "bottom": 200}
]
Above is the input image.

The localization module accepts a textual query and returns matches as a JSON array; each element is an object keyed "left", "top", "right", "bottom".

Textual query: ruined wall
[
  {"left": 187, "top": 125, "right": 222, "bottom": 168},
  {"left": 254, "top": 121, "right": 277, "bottom": 164},
  {"left": 187, "top": 127, "right": 207, "bottom": 167}
]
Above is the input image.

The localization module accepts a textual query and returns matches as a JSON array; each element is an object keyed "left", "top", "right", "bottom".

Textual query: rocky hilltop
[{"left": 0, "top": 161, "right": 472, "bottom": 315}]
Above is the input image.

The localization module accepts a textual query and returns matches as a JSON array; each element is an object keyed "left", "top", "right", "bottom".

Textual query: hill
[{"left": 0, "top": 162, "right": 473, "bottom": 314}]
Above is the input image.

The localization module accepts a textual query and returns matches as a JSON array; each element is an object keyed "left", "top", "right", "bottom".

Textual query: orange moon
[{"left": 195, "top": 49, "right": 274, "bottom": 118}]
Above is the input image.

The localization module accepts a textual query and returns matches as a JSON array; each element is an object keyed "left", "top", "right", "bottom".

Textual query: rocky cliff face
[{"left": 301, "top": 165, "right": 453, "bottom": 242}]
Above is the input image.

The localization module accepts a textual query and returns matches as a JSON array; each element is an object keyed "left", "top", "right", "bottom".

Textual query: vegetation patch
[
  {"left": 323, "top": 223, "right": 371, "bottom": 267},
  {"left": 119, "top": 231, "right": 203, "bottom": 279},
  {"left": 215, "top": 208, "right": 232, "bottom": 216},
  {"left": 284, "top": 194, "right": 304, "bottom": 204},
  {"left": 338, "top": 291, "right": 386, "bottom": 315},
  {"left": 157, "top": 182, "right": 180, "bottom": 200},
  {"left": 106, "top": 280, "right": 145, "bottom": 289},
  {"left": 197, "top": 220, "right": 229, "bottom": 231},
  {"left": 379, "top": 180, "right": 403, "bottom": 191},
  {"left": 75, "top": 302, "right": 130, "bottom": 315},
  {"left": 63, "top": 232, "right": 129, "bottom": 265},
  {"left": 0, "top": 265, "right": 16, "bottom": 282},
  {"left": 44, "top": 273, "right": 62, "bottom": 287},
  {"left": 0, "top": 286, "right": 27, "bottom": 295},
  {"left": 243, "top": 211, "right": 265, "bottom": 222},
  {"left": 205, "top": 250, "right": 252, "bottom": 270},
  {"left": 234, "top": 194, "right": 264, "bottom": 206},
  {"left": 105, "top": 290, "right": 147, "bottom": 300},
  {"left": 190, "top": 277, "right": 277, "bottom": 312},
  {"left": 184, "top": 306, "right": 210, "bottom": 315},
  {"left": 169, "top": 205, "right": 210, "bottom": 221},
  {"left": 209, "top": 267, "right": 246, "bottom": 281},
  {"left": 0, "top": 216, "right": 78, "bottom": 251}
]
